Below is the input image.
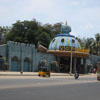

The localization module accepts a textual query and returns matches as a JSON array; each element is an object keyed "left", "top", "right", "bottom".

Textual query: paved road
[
  {"left": 0, "top": 75, "right": 100, "bottom": 100},
  {"left": 0, "top": 75, "right": 97, "bottom": 89}
]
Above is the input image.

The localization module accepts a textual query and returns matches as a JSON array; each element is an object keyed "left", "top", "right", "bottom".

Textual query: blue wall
[
  {"left": 0, "top": 41, "right": 100, "bottom": 72},
  {"left": 1, "top": 41, "right": 56, "bottom": 72}
]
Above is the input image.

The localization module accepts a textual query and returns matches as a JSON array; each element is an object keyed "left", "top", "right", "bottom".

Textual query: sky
[{"left": 0, "top": 0, "right": 100, "bottom": 38}]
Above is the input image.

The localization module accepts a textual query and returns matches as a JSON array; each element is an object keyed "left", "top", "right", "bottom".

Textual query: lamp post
[
  {"left": 69, "top": 39, "right": 75, "bottom": 75},
  {"left": 69, "top": 46, "right": 72, "bottom": 75}
]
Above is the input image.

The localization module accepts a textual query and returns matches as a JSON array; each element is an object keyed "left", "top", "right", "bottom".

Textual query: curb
[
  {"left": 0, "top": 72, "right": 96, "bottom": 76},
  {"left": 0, "top": 74, "right": 96, "bottom": 76}
]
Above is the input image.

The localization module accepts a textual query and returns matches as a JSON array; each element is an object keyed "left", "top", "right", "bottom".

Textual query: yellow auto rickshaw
[
  {"left": 38, "top": 60, "right": 50, "bottom": 77},
  {"left": 38, "top": 67, "right": 50, "bottom": 77}
]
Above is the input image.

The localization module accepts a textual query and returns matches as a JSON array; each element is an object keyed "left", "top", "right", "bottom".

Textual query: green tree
[
  {"left": 95, "top": 33, "right": 100, "bottom": 55},
  {"left": 85, "top": 38, "right": 95, "bottom": 49},
  {"left": 0, "top": 26, "right": 10, "bottom": 44},
  {"left": 86, "top": 33, "right": 100, "bottom": 55},
  {"left": 37, "top": 32, "right": 51, "bottom": 48},
  {"left": 5, "top": 20, "right": 39, "bottom": 45},
  {"left": 5, "top": 20, "right": 61, "bottom": 47}
]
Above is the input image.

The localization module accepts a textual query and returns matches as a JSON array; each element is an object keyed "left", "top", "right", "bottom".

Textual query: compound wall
[
  {"left": 0, "top": 41, "right": 100, "bottom": 73},
  {"left": 0, "top": 41, "right": 56, "bottom": 72}
]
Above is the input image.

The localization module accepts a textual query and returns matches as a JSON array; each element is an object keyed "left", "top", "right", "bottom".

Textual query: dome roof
[
  {"left": 48, "top": 22, "right": 81, "bottom": 51},
  {"left": 61, "top": 25, "right": 71, "bottom": 34},
  {"left": 47, "top": 22, "right": 89, "bottom": 58},
  {"left": 49, "top": 34, "right": 81, "bottom": 50}
]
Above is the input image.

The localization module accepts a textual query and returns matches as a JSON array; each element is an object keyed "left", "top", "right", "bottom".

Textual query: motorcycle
[
  {"left": 97, "top": 73, "right": 100, "bottom": 81},
  {"left": 74, "top": 72, "right": 79, "bottom": 79}
]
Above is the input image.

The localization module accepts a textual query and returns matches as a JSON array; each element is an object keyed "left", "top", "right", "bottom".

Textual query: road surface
[{"left": 0, "top": 75, "right": 100, "bottom": 100}]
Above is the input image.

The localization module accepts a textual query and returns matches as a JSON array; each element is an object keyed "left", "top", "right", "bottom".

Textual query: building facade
[
  {"left": 0, "top": 41, "right": 100, "bottom": 73},
  {"left": 0, "top": 22, "right": 100, "bottom": 73},
  {"left": 0, "top": 41, "right": 56, "bottom": 72}
]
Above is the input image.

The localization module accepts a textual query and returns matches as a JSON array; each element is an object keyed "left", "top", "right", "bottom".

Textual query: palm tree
[{"left": 95, "top": 33, "right": 100, "bottom": 55}]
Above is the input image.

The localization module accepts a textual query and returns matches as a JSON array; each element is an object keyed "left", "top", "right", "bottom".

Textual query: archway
[
  {"left": 23, "top": 57, "right": 30, "bottom": 72},
  {"left": 11, "top": 56, "right": 20, "bottom": 71},
  {"left": 0, "top": 55, "right": 6, "bottom": 70}
]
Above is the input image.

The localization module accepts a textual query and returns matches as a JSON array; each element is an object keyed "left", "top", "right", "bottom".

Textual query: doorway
[{"left": 59, "top": 57, "right": 70, "bottom": 73}]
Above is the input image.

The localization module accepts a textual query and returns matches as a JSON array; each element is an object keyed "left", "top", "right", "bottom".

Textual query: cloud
[
  {"left": 85, "top": 23, "right": 93, "bottom": 30},
  {"left": 71, "top": 1, "right": 80, "bottom": 6},
  {"left": 0, "top": 6, "right": 8, "bottom": 13},
  {"left": 24, "top": 0, "right": 60, "bottom": 16},
  {"left": 0, "top": 0, "right": 100, "bottom": 38}
]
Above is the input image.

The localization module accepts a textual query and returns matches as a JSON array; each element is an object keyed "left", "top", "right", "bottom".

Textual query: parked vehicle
[
  {"left": 97, "top": 73, "right": 100, "bottom": 81},
  {"left": 97, "top": 62, "right": 100, "bottom": 81},
  {"left": 74, "top": 72, "right": 79, "bottom": 79},
  {"left": 38, "top": 67, "right": 50, "bottom": 77}
]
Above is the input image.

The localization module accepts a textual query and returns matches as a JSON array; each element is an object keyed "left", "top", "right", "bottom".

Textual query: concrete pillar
[
  {"left": 78, "top": 58, "right": 81, "bottom": 72},
  {"left": 31, "top": 46, "right": 33, "bottom": 72},
  {"left": 33, "top": 48, "right": 37, "bottom": 72},
  {"left": 8, "top": 45, "right": 11, "bottom": 71},
  {"left": 83, "top": 58, "right": 86, "bottom": 74},
  {"left": 29, "top": 61, "right": 31, "bottom": 72},
  {"left": 20, "top": 45, "right": 23, "bottom": 72},
  {"left": 57, "top": 56, "right": 60, "bottom": 72},
  {"left": 8, "top": 56, "right": 11, "bottom": 71},
  {"left": 70, "top": 49, "right": 73, "bottom": 74},
  {"left": 74, "top": 58, "right": 77, "bottom": 73}
]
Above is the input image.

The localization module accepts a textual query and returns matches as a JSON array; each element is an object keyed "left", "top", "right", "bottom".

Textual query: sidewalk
[
  {"left": 0, "top": 71, "right": 96, "bottom": 76},
  {"left": 0, "top": 71, "right": 70, "bottom": 76}
]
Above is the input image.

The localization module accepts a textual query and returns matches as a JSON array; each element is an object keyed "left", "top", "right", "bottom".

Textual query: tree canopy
[
  {"left": 0, "top": 19, "right": 100, "bottom": 55},
  {"left": 5, "top": 19, "right": 61, "bottom": 48}
]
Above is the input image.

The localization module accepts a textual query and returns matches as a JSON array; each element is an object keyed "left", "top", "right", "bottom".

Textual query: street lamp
[
  {"left": 69, "top": 39, "right": 75, "bottom": 75},
  {"left": 69, "top": 47, "right": 72, "bottom": 75}
]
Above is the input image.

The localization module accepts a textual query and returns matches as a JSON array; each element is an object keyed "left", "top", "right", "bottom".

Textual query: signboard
[{"left": 59, "top": 46, "right": 76, "bottom": 51}]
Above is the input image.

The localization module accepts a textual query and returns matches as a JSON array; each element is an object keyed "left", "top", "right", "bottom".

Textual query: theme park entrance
[
  {"left": 59, "top": 57, "right": 70, "bottom": 73},
  {"left": 58, "top": 57, "right": 81, "bottom": 73}
]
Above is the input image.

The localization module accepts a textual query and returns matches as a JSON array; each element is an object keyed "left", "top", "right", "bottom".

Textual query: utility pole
[
  {"left": 69, "top": 39, "right": 75, "bottom": 75},
  {"left": 69, "top": 46, "right": 72, "bottom": 75}
]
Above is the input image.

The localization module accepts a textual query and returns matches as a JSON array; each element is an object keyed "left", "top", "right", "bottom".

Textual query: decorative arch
[
  {"left": 24, "top": 57, "right": 30, "bottom": 63},
  {"left": 23, "top": 57, "right": 31, "bottom": 72},
  {"left": 11, "top": 56, "right": 20, "bottom": 71},
  {"left": 12, "top": 56, "right": 19, "bottom": 61}
]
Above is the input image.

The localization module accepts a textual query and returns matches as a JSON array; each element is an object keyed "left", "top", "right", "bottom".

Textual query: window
[
  {"left": 52, "top": 39, "right": 55, "bottom": 43},
  {"left": 72, "top": 39, "right": 75, "bottom": 43},
  {"left": 61, "top": 38, "right": 64, "bottom": 43}
]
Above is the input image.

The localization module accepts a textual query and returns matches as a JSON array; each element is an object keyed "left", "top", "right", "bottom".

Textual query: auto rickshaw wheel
[
  {"left": 38, "top": 74, "right": 40, "bottom": 77},
  {"left": 43, "top": 75, "right": 45, "bottom": 77}
]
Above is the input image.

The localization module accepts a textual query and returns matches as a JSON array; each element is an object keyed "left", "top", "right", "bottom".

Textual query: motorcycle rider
[{"left": 74, "top": 71, "right": 79, "bottom": 79}]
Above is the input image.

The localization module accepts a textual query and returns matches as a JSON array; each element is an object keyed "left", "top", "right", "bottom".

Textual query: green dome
[{"left": 61, "top": 25, "right": 71, "bottom": 34}]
